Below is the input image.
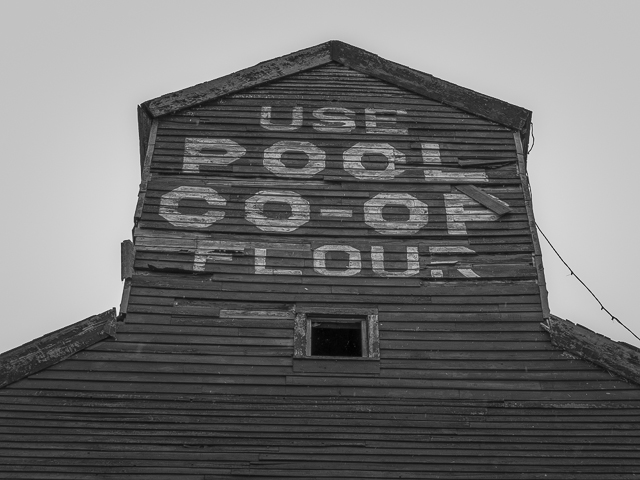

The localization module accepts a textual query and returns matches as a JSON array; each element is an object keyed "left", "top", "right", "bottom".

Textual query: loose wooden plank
[
  {"left": 120, "top": 239, "right": 135, "bottom": 280},
  {"left": 458, "top": 157, "right": 516, "bottom": 168},
  {"left": 454, "top": 184, "right": 513, "bottom": 216}
]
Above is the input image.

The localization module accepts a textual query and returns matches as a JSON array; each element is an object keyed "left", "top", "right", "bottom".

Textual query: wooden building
[{"left": 1, "top": 41, "right": 639, "bottom": 479}]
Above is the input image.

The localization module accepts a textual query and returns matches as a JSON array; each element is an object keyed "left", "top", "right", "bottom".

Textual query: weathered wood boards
[
  {"left": 455, "top": 184, "right": 513, "bottom": 216},
  {"left": 135, "top": 64, "right": 534, "bottom": 295},
  {"left": 544, "top": 315, "right": 640, "bottom": 386},
  {"left": 146, "top": 44, "right": 332, "bottom": 118},
  {"left": 0, "top": 309, "right": 116, "bottom": 389},
  {"left": 121, "top": 239, "right": 135, "bottom": 280},
  {"left": 0, "top": 389, "right": 639, "bottom": 478},
  {"left": 145, "top": 41, "right": 531, "bottom": 140},
  {"left": 0, "top": 44, "right": 638, "bottom": 479},
  {"left": 122, "top": 63, "right": 639, "bottom": 405}
]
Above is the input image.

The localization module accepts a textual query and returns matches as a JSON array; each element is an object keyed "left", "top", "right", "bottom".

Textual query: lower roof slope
[{"left": 0, "top": 307, "right": 639, "bottom": 478}]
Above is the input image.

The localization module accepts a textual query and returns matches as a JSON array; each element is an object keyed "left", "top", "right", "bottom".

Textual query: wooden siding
[{"left": 0, "top": 62, "right": 638, "bottom": 479}]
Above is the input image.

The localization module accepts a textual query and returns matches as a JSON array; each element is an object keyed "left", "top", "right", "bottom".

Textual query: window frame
[
  {"left": 307, "top": 316, "right": 367, "bottom": 357},
  {"left": 294, "top": 306, "right": 380, "bottom": 360}
]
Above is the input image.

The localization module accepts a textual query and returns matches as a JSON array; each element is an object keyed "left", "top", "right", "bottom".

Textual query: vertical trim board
[
  {"left": 134, "top": 120, "right": 159, "bottom": 224},
  {"left": 514, "top": 131, "right": 550, "bottom": 319},
  {"left": 137, "top": 104, "right": 153, "bottom": 171}
]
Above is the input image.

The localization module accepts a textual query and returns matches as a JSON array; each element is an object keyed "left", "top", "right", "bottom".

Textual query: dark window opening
[{"left": 310, "top": 320, "right": 363, "bottom": 357}]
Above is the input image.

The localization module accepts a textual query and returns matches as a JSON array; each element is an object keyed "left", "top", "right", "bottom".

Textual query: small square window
[
  {"left": 310, "top": 318, "right": 365, "bottom": 357},
  {"left": 294, "top": 307, "right": 379, "bottom": 360}
]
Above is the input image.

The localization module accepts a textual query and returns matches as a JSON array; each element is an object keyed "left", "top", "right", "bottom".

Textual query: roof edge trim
[
  {"left": 142, "top": 40, "right": 531, "bottom": 134},
  {"left": 543, "top": 315, "right": 640, "bottom": 387},
  {"left": 0, "top": 308, "right": 117, "bottom": 389},
  {"left": 144, "top": 42, "right": 333, "bottom": 118},
  {"left": 330, "top": 41, "right": 531, "bottom": 132}
]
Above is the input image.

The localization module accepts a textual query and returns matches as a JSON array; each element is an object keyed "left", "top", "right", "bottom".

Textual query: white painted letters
[
  {"left": 364, "top": 193, "right": 428, "bottom": 235},
  {"left": 371, "top": 246, "right": 419, "bottom": 277},
  {"left": 458, "top": 268, "right": 480, "bottom": 278},
  {"left": 444, "top": 193, "right": 499, "bottom": 235},
  {"left": 365, "top": 108, "right": 408, "bottom": 135},
  {"left": 260, "top": 106, "right": 303, "bottom": 131},
  {"left": 421, "top": 143, "right": 488, "bottom": 183},
  {"left": 182, "top": 138, "right": 246, "bottom": 173},
  {"left": 263, "top": 141, "right": 326, "bottom": 178},
  {"left": 245, "top": 190, "right": 310, "bottom": 232},
  {"left": 343, "top": 143, "right": 406, "bottom": 180},
  {"left": 254, "top": 248, "right": 302, "bottom": 275},
  {"left": 313, "top": 245, "right": 362, "bottom": 276},
  {"left": 312, "top": 107, "right": 356, "bottom": 133},
  {"left": 159, "top": 186, "right": 226, "bottom": 229},
  {"left": 320, "top": 208, "right": 353, "bottom": 218},
  {"left": 193, "top": 241, "right": 242, "bottom": 272}
]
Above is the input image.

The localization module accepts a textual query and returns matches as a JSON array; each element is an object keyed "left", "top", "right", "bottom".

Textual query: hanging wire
[
  {"left": 527, "top": 122, "right": 535, "bottom": 154},
  {"left": 535, "top": 222, "right": 640, "bottom": 343}
]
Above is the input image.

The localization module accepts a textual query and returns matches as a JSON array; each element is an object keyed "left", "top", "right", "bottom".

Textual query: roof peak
[{"left": 141, "top": 40, "right": 530, "bottom": 132}]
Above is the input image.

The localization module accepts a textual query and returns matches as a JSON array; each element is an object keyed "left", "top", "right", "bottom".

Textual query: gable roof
[
  {"left": 0, "top": 308, "right": 117, "bottom": 389},
  {"left": 137, "top": 40, "right": 532, "bottom": 167}
]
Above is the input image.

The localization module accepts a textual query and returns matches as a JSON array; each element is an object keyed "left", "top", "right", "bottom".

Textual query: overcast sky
[{"left": 1, "top": 0, "right": 639, "bottom": 352}]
